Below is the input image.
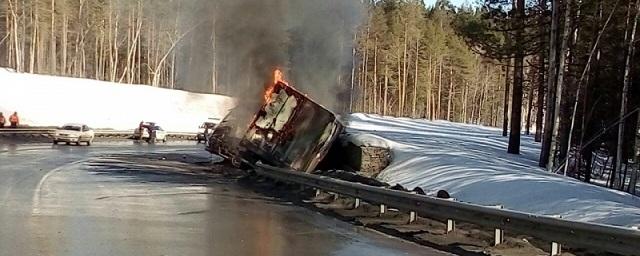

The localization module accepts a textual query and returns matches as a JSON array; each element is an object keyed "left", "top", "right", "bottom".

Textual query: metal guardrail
[
  {"left": 0, "top": 128, "right": 196, "bottom": 137},
  {"left": 0, "top": 128, "right": 56, "bottom": 134},
  {"left": 255, "top": 162, "right": 640, "bottom": 255}
]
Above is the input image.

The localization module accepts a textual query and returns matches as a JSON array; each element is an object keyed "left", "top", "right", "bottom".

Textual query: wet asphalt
[{"left": 0, "top": 142, "right": 450, "bottom": 256}]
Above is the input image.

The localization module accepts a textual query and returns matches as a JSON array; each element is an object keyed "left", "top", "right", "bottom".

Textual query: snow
[
  {"left": 346, "top": 113, "right": 640, "bottom": 228},
  {"left": 342, "top": 133, "right": 390, "bottom": 148},
  {"left": 0, "top": 68, "right": 235, "bottom": 132}
]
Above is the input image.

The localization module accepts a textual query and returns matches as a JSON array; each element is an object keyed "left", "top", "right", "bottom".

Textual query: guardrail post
[
  {"left": 494, "top": 228, "right": 504, "bottom": 246},
  {"left": 407, "top": 191, "right": 418, "bottom": 224},
  {"left": 493, "top": 205, "right": 504, "bottom": 246},
  {"left": 444, "top": 197, "right": 456, "bottom": 233},
  {"left": 446, "top": 219, "right": 455, "bottom": 233},
  {"left": 550, "top": 215, "right": 563, "bottom": 256},
  {"left": 379, "top": 204, "right": 387, "bottom": 215},
  {"left": 551, "top": 242, "right": 561, "bottom": 256},
  {"left": 408, "top": 211, "right": 417, "bottom": 224},
  {"left": 353, "top": 198, "right": 361, "bottom": 209}
]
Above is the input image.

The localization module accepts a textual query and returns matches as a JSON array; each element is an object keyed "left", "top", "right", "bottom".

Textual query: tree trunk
[
  {"left": 362, "top": 27, "right": 369, "bottom": 113},
  {"left": 540, "top": 0, "right": 561, "bottom": 168},
  {"left": 508, "top": 0, "right": 525, "bottom": 155},
  {"left": 548, "top": 0, "right": 573, "bottom": 169},
  {"left": 502, "top": 61, "right": 511, "bottom": 137},
  {"left": 373, "top": 38, "right": 378, "bottom": 114},
  {"left": 478, "top": 77, "right": 487, "bottom": 125},
  {"left": 471, "top": 80, "right": 478, "bottom": 123},
  {"left": 535, "top": 54, "right": 545, "bottom": 142},
  {"left": 61, "top": 0, "right": 68, "bottom": 75},
  {"left": 383, "top": 62, "right": 389, "bottom": 116},
  {"left": 526, "top": 64, "right": 535, "bottom": 135},
  {"left": 462, "top": 81, "right": 468, "bottom": 122},
  {"left": 412, "top": 38, "right": 419, "bottom": 118},
  {"left": 401, "top": 23, "right": 408, "bottom": 116},
  {"left": 50, "top": 0, "right": 56, "bottom": 74},
  {"left": 437, "top": 58, "right": 443, "bottom": 120},
  {"left": 349, "top": 34, "right": 356, "bottom": 112},
  {"left": 615, "top": 0, "right": 640, "bottom": 189},
  {"left": 447, "top": 64, "right": 454, "bottom": 121},
  {"left": 29, "top": 2, "right": 37, "bottom": 74},
  {"left": 426, "top": 54, "right": 433, "bottom": 120}
]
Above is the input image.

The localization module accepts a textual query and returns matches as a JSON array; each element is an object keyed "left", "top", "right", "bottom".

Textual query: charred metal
[{"left": 207, "top": 82, "right": 344, "bottom": 173}]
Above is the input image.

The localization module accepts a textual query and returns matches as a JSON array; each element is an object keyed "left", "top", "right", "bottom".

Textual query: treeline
[
  {"left": 353, "top": 0, "right": 640, "bottom": 193},
  {"left": 0, "top": 0, "right": 359, "bottom": 104},
  {"left": 351, "top": 0, "right": 509, "bottom": 128},
  {"left": 0, "top": 0, "right": 218, "bottom": 92}
]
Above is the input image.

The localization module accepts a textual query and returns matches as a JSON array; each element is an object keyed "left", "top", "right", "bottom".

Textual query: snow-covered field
[
  {"left": 347, "top": 113, "right": 640, "bottom": 228},
  {"left": 0, "top": 68, "right": 234, "bottom": 132}
]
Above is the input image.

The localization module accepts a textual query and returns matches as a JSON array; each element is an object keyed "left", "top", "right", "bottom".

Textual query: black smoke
[{"left": 173, "top": 0, "right": 363, "bottom": 113}]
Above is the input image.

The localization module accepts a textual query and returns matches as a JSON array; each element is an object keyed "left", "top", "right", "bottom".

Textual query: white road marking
[{"left": 31, "top": 159, "right": 87, "bottom": 215}]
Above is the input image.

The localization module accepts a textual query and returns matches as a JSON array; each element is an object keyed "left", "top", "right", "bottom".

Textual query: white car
[
  {"left": 53, "top": 124, "right": 95, "bottom": 146},
  {"left": 134, "top": 122, "right": 167, "bottom": 142}
]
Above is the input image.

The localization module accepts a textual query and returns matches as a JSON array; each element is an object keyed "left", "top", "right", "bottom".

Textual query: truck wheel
[
  {"left": 53, "top": 141, "right": 58, "bottom": 145},
  {"left": 87, "top": 140, "right": 92, "bottom": 146}
]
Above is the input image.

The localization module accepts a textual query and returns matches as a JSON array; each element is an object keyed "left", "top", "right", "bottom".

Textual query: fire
[
  {"left": 264, "top": 85, "right": 275, "bottom": 103},
  {"left": 264, "top": 68, "right": 288, "bottom": 103},
  {"left": 273, "top": 68, "right": 289, "bottom": 86}
]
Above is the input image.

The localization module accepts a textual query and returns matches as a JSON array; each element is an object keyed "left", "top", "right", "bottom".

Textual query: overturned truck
[{"left": 206, "top": 79, "right": 344, "bottom": 173}]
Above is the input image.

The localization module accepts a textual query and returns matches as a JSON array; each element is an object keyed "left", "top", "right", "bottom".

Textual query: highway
[{"left": 0, "top": 142, "right": 449, "bottom": 256}]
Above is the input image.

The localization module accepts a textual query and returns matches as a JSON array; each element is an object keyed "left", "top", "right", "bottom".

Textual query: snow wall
[{"left": 0, "top": 68, "right": 235, "bottom": 132}]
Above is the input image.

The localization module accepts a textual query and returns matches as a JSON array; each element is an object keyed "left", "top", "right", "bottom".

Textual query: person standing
[
  {"left": 9, "top": 112, "right": 19, "bottom": 128},
  {"left": 0, "top": 113, "right": 5, "bottom": 128}
]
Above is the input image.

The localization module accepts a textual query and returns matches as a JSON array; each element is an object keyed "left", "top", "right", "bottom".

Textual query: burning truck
[{"left": 206, "top": 70, "right": 344, "bottom": 173}]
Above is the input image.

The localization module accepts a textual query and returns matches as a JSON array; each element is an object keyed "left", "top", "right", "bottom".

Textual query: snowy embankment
[
  {"left": 0, "top": 68, "right": 234, "bottom": 132},
  {"left": 346, "top": 113, "right": 640, "bottom": 228}
]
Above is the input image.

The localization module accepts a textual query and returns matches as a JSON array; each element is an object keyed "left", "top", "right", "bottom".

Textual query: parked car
[
  {"left": 134, "top": 122, "right": 167, "bottom": 142},
  {"left": 197, "top": 122, "right": 217, "bottom": 143},
  {"left": 53, "top": 124, "right": 95, "bottom": 146}
]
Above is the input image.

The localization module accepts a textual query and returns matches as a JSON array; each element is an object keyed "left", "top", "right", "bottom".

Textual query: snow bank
[
  {"left": 0, "top": 68, "right": 235, "bottom": 132},
  {"left": 347, "top": 113, "right": 640, "bottom": 228},
  {"left": 342, "top": 133, "right": 390, "bottom": 148}
]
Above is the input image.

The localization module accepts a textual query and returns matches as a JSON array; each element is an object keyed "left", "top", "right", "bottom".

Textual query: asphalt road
[{"left": 0, "top": 142, "right": 450, "bottom": 256}]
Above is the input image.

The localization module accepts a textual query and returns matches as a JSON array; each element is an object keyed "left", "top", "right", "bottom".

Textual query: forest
[
  {"left": 351, "top": 0, "right": 640, "bottom": 193},
  {"left": 1, "top": 0, "right": 639, "bottom": 193}
]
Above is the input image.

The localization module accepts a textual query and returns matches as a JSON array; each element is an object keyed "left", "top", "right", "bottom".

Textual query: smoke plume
[{"left": 174, "top": 0, "right": 363, "bottom": 113}]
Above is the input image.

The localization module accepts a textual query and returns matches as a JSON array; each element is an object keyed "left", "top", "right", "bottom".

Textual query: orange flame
[{"left": 264, "top": 68, "right": 287, "bottom": 103}]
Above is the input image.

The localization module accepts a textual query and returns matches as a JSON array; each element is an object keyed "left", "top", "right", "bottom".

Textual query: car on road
[
  {"left": 197, "top": 121, "right": 217, "bottom": 143},
  {"left": 134, "top": 122, "right": 167, "bottom": 142},
  {"left": 53, "top": 124, "right": 95, "bottom": 146}
]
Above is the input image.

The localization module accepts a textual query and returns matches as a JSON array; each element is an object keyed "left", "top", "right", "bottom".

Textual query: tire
[
  {"left": 86, "top": 140, "right": 92, "bottom": 146},
  {"left": 53, "top": 141, "right": 58, "bottom": 145},
  {"left": 76, "top": 142, "right": 81, "bottom": 146},
  {"left": 66, "top": 142, "right": 71, "bottom": 145}
]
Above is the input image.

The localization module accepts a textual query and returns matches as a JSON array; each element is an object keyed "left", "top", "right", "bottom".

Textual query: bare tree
[
  {"left": 548, "top": 0, "right": 573, "bottom": 170},
  {"left": 615, "top": 0, "right": 640, "bottom": 189}
]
